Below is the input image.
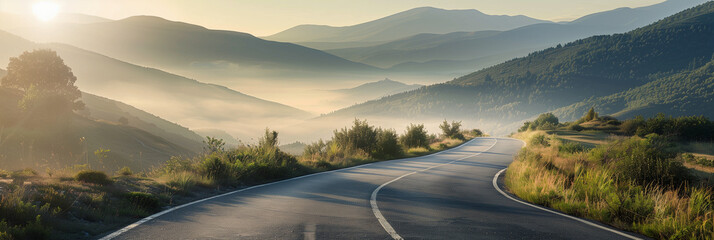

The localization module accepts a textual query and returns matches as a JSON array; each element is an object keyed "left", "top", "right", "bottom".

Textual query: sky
[{"left": 0, "top": 0, "right": 666, "bottom": 36}]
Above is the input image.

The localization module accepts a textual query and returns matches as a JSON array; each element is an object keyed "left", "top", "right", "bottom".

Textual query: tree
[
  {"left": 583, "top": 107, "right": 597, "bottom": 122},
  {"left": 401, "top": 124, "right": 429, "bottom": 149},
  {"left": 439, "top": 120, "right": 464, "bottom": 140},
  {"left": 1, "top": 50, "right": 83, "bottom": 114},
  {"left": 374, "top": 128, "right": 402, "bottom": 159}
]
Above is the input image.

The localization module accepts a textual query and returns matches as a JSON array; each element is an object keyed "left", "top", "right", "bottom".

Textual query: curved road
[{"left": 104, "top": 138, "right": 638, "bottom": 240}]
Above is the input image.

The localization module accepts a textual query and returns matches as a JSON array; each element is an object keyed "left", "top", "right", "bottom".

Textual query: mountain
[
  {"left": 264, "top": 7, "right": 549, "bottom": 45},
  {"left": 10, "top": 15, "right": 377, "bottom": 79},
  {"left": 323, "top": 1, "right": 714, "bottom": 135},
  {"left": 326, "top": 0, "right": 709, "bottom": 71},
  {"left": 553, "top": 60, "right": 714, "bottom": 121},
  {"left": 0, "top": 30, "right": 312, "bottom": 139}
]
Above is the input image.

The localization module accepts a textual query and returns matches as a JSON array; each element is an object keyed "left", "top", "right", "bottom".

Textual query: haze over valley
[{"left": 1, "top": 1, "right": 714, "bottom": 238}]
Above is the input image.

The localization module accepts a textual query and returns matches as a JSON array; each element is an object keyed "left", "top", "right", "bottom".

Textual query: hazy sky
[{"left": 1, "top": 0, "right": 666, "bottom": 36}]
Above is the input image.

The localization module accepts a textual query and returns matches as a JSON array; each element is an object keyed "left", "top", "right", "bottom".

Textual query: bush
[
  {"left": 400, "top": 124, "right": 429, "bottom": 149},
  {"left": 374, "top": 128, "right": 402, "bottom": 159},
  {"left": 75, "top": 170, "right": 112, "bottom": 185},
  {"left": 529, "top": 134, "right": 550, "bottom": 147},
  {"left": 439, "top": 120, "right": 465, "bottom": 140},
  {"left": 167, "top": 172, "right": 197, "bottom": 194},
  {"left": 471, "top": 129, "right": 484, "bottom": 137},
  {"left": 593, "top": 136, "right": 691, "bottom": 187},
  {"left": 333, "top": 119, "right": 378, "bottom": 154},
  {"left": 200, "top": 156, "right": 230, "bottom": 181},
  {"left": 116, "top": 167, "right": 133, "bottom": 176},
  {"left": 123, "top": 192, "right": 161, "bottom": 212},
  {"left": 519, "top": 113, "right": 559, "bottom": 132},
  {"left": 558, "top": 142, "right": 585, "bottom": 154}
]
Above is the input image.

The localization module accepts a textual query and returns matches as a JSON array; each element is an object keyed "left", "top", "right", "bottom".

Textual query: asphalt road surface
[{"left": 104, "top": 138, "right": 640, "bottom": 240}]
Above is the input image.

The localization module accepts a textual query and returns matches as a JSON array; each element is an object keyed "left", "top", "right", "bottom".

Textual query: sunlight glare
[{"left": 32, "top": 1, "right": 60, "bottom": 22}]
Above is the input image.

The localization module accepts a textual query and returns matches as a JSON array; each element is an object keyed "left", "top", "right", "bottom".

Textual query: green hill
[
  {"left": 554, "top": 60, "right": 714, "bottom": 121},
  {"left": 325, "top": 2, "right": 714, "bottom": 135}
]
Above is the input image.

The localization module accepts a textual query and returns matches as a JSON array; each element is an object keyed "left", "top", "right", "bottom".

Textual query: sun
[{"left": 32, "top": 1, "right": 61, "bottom": 22}]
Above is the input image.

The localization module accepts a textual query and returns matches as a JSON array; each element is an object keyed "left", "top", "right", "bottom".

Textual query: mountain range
[
  {"left": 265, "top": 7, "right": 549, "bottom": 46},
  {"left": 5, "top": 15, "right": 378, "bottom": 81},
  {"left": 321, "top": 1, "right": 714, "bottom": 136},
  {"left": 324, "top": 0, "right": 709, "bottom": 73}
]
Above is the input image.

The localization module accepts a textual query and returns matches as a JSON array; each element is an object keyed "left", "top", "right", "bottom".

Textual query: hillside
[
  {"left": 0, "top": 30, "right": 312, "bottom": 139},
  {"left": 326, "top": 0, "right": 708, "bottom": 71},
  {"left": 0, "top": 87, "right": 195, "bottom": 171},
  {"left": 324, "top": 2, "right": 714, "bottom": 135},
  {"left": 554, "top": 60, "right": 714, "bottom": 121},
  {"left": 10, "top": 16, "right": 377, "bottom": 79},
  {"left": 79, "top": 92, "right": 204, "bottom": 153},
  {"left": 265, "top": 7, "right": 548, "bottom": 45}
]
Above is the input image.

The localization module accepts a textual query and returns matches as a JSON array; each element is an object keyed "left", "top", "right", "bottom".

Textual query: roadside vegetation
[
  {"left": 0, "top": 121, "right": 483, "bottom": 239},
  {"left": 0, "top": 50, "right": 489, "bottom": 239},
  {"left": 507, "top": 109, "right": 714, "bottom": 239}
]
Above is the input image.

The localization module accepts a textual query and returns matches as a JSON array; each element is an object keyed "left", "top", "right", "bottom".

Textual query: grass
[{"left": 506, "top": 131, "right": 714, "bottom": 239}]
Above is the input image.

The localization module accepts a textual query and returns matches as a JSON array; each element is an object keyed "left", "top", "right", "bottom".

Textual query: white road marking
[
  {"left": 370, "top": 138, "right": 499, "bottom": 240},
  {"left": 492, "top": 168, "right": 643, "bottom": 240},
  {"left": 99, "top": 137, "right": 491, "bottom": 240}
]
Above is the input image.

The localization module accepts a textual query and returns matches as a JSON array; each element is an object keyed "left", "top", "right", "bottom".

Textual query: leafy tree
[
  {"left": 439, "top": 120, "right": 464, "bottom": 140},
  {"left": 333, "top": 119, "right": 378, "bottom": 154},
  {"left": 1, "top": 50, "right": 83, "bottom": 116},
  {"left": 401, "top": 124, "right": 429, "bottom": 149},
  {"left": 583, "top": 107, "right": 597, "bottom": 122},
  {"left": 374, "top": 128, "right": 402, "bottom": 159}
]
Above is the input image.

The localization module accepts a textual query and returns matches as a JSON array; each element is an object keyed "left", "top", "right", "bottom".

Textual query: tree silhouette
[{"left": 1, "top": 50, "right": 83, "bottom": 120}]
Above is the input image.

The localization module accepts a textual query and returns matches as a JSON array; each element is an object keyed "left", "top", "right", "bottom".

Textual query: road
[{"left": 104, "top": 138, "right": 639, "bottom": 240}]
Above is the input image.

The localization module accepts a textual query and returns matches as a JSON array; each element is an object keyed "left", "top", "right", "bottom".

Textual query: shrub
[
  {"left": 594, "top": 137, "right": 691, "bottom": 187},
  {"left": 439, "top": 120, "right": 465, "bottom": 140},
  {"left": 167, "top": 172, "right": 197, "bottom": 194},
  {"left": 123, "top": 192, "right": 161, "bottom": 212},
  {"left": 558, "top": 142, "right": 585, "bottom": 154},
  {"left": 519, "top": 113, "right": 559, "bottom": 132},
  {"left": 401, "top": 124, "right": 429, "bottom": 149},
  {"left": 333, "top": 119, "right": 378, "bottom": 154},
  {"left": 75, "top": 170, "right": 112, "bottom": 185},
  {"left": 116, "top": 167, "right": 133, "bottom": 176},
  {"left": 374, "top": 128, "right": 402, "bottom": 159},
  {"left": 200, "top": 156, "right": 230, "bottom": 180},
  {"left": 471, "top": 129, "right": 484, "bottom": 137},
  {"left": 529, "top": 134, "right": 550, "bottom": 147}
]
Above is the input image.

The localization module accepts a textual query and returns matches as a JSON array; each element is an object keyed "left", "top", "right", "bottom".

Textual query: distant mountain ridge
[
  {"left": 265, "top": 7, "right": 549, "bottom": 44},
  {"left": 7, "top": 15, "right": 378, "bottom": 80},
  {"left": 325, "top": 0, "right": 710, "bottom": 72},
  {"left": 324, "top": 1, "right": 714, "bottom": 135}
]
